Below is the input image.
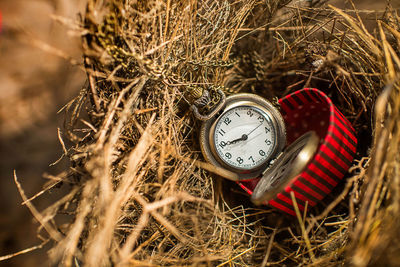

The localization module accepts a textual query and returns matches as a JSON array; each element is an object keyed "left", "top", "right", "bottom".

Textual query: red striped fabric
[{"left": 238, "top": 88, "right": 357, "bottom": 216}]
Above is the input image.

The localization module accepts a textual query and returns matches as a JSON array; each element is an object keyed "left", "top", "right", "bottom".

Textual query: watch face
[
  {"left": 200, "top": 93, "right": 286, "bottom": 181},
  {"left": 213, "top": 105, "right": 276, "bottom": 170}
]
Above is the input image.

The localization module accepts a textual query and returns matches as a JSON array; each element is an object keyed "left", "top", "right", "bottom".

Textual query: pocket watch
[{"left": 199, "top": 93, "right": 287, "bottom": 181}]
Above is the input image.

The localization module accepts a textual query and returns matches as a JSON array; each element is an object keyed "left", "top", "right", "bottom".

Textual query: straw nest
[{"left": 11, "top": 0, "right": 400, "bottom": 266}]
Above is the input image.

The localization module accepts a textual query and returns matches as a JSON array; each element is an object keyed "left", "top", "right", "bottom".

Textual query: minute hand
[{"left": 246, "top": 122, "right": 262, "bottom": 136}]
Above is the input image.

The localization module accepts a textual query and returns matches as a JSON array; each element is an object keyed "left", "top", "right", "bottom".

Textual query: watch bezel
[{"left": 200, "top": 93, "right": 286, "bottom": 181}]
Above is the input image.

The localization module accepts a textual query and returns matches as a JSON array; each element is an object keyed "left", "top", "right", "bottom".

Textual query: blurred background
[
  {"left": 0, "top": 0, "right": 85, "bottom": 266},
  {"left": 0, "top": 0, "right": 398, "bottom": 266}
]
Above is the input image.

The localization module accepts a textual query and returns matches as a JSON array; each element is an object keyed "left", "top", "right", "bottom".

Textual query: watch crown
[
  {"left": 188, "top": 86, "right": 226, "bottom": 121},
  {"left": 185, "top": 86, "right": 204, "bottom": 100}
]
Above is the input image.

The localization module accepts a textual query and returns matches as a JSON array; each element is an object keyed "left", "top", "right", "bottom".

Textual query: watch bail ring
[
  {"left": 190, "top": 89, "right": 226, "bottom": 121},
  {"left": 238, "top": 88, "right": 357, "bottom": 216}
]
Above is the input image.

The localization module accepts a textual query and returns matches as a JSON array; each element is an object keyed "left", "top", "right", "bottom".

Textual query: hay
[{"left": 7, "top": 0, "right": 400, "bottom": 266}]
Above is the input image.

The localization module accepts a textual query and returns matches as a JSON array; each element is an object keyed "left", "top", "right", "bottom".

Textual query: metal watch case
[{"left": 199, "top": 93, "right": 286, "bottom": 181}]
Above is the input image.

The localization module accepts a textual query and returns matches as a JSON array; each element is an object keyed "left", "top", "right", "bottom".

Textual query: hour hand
[{"left": 226, "top": 134, "right": 248, "bottom": 145}]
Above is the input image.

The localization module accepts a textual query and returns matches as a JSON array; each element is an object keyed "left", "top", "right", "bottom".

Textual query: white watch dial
[{"left": 213, "top": 106, "right": 276, "bottom": 170}]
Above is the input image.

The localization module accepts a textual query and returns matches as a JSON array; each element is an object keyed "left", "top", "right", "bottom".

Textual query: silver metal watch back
[{"left": 251, "top": 131, "right": 319, "bottom": 205}]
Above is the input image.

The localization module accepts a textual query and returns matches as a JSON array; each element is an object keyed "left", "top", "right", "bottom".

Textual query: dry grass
[{"left": 4, "top": 0, "right": 400, "bottom": 266}]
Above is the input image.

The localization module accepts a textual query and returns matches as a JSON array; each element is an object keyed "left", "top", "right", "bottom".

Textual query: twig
[
  {"left": 0, "top": 240, "right": 49, "bottom": 262},
  {"left": 13, "top": 171, "right": 62, "bottom": 242},
  {"left": 291, "top": 192, "right": 315, "bottom": 262}
]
